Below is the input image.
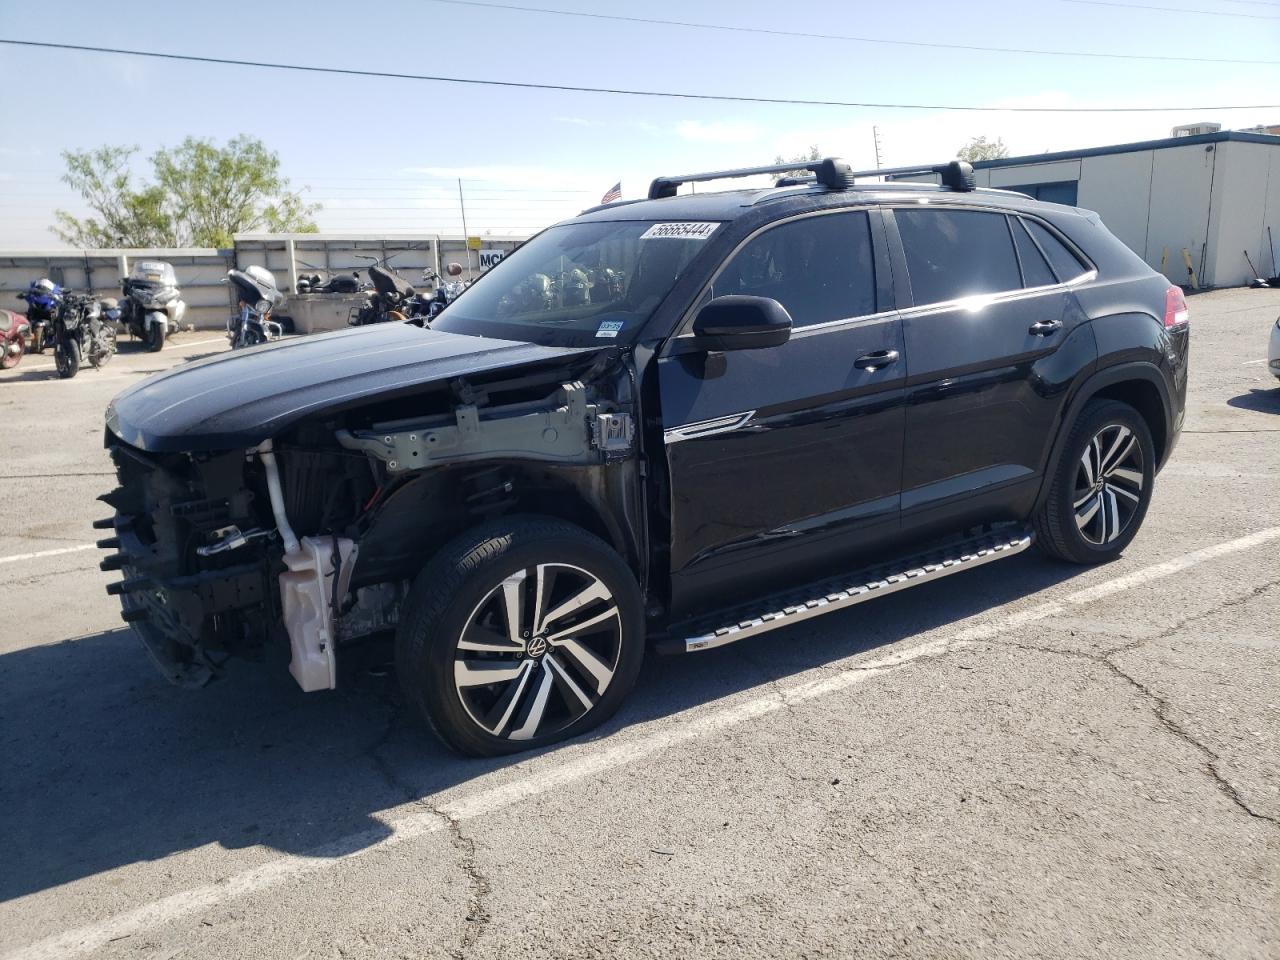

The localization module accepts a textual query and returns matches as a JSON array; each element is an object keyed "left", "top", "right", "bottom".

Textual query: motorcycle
[
  {"left": 52, "top": 291, "right": 116, "bottom": 379},
  {"left": 424, "top": 263, "right": 469, "bottom": 321},
  {"left": 226, "top": 265, "right": 286, "bottom": 349},
  {"left": 15, "top": 277, "right": 63, "bottom": 353},
  {"left": 1, "top": 310, "right": 30, "bottom": 371},
  {"left": 349, "top": 262, "right": 431, "bottom": 327},
  {"left": 120, "top": 260, "right": 186, "bottom": 352}
]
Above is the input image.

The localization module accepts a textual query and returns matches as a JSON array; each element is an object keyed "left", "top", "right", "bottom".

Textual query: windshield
[
  {"left": 431, "top": 220, "right": 720, "bottom": 346},
  {"left": 130, "top": 261, "right": 177, "bottom": 286}
]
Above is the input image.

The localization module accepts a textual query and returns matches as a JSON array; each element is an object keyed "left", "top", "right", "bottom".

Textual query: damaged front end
[{"left": 98, "top": 345, "right": 640, "bottom": 692}]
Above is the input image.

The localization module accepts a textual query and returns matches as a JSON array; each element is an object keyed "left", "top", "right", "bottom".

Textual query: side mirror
[
  {"left": 691, "top": 295, "right": 792, "bottom": 351},
  {"left": 446, "top": 262, "right": 464, "bottom": 277}
]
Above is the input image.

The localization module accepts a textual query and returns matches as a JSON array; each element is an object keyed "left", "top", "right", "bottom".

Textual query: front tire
[
  {"left": 147, "top": 319, "right": 166, "bottom": 352},
  {"left": 396, "top": 517, "right": 645, "bottom": 757},
  {"left": 1034, "top": 398, "right": 1155, "bottom": 564},
  {"left": 55, "top": 337, "right": 81, "bottom": 379}
]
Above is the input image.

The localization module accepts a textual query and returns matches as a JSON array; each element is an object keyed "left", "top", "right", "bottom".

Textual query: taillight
[{"left": 1164, "top": 286, "right": 1189, "bottom": 329}]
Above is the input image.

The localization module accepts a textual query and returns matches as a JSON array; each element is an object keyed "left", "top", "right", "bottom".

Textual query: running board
[{"left": 674, "top": 529, "right": 1034, "bottom": 653}]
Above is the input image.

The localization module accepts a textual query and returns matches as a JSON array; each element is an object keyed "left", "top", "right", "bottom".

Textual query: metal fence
[{"left": 0, "top": 233, "right": 529, "bottom": 330}]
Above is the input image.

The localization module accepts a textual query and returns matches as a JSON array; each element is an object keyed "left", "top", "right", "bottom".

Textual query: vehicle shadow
[
  {"left": 0, "top": 550, "right": 1085, "bottom": 902},
  {"left": 1226, "top": 387, "right": 1280, "bottom": 414}
]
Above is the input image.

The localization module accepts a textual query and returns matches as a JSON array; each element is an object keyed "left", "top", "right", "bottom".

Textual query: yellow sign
[{"left": 467, "top": 236, "right": 483, "bottom": 250}]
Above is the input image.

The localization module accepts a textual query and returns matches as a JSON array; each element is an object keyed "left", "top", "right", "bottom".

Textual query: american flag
[{"left": 600, "top": 182, "right": 621, "bottom": 203}]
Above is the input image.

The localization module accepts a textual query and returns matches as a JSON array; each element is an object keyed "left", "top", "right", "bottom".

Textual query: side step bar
[{"left": 675, "top": 529, "right": 1033, "bottom": 653}]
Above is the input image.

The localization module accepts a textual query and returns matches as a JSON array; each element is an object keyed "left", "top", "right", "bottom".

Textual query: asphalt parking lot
[{"left": 2, "top": 293, "right": 1278, "bottom": 960}]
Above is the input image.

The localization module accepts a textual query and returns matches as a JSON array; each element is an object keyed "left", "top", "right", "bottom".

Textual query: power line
[
  {"left": 425, "top": 0, "right": 1280, "bottom": 64},
  {"left": 1, "top": 39, "right": 1276, "bottom": 113},
  {"left": 1062, "top": 0, "right": 1280, "bottom": 15}
]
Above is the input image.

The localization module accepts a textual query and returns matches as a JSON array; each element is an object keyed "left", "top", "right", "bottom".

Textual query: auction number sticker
[
  {"left": 640, "top": 222, "right": 719, "bottom": 240},
  {"left": 595, "top": 320, "right": 625, "bottom": 338}
]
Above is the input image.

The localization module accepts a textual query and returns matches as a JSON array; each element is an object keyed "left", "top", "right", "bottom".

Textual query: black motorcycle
[
  {"left": 348, "top": 263, "right": 431, "bottom": 326},
  {"left": 53, "top": 291, "right": 116, "bottom": 379},
  {"left": 226, "top": 266, "right": 286, "bottom": 349}
]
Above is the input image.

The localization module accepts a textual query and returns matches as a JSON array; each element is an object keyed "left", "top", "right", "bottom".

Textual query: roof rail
[{"left": 647, "top": 157, "right": 975, "bottom": 199}]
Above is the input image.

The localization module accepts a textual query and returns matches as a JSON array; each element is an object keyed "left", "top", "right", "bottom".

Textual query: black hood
[{"left": 107, "top": 324, "right": 597, "bottom": 452}]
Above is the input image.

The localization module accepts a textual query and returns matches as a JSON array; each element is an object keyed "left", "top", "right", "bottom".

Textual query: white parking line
[
  {"left": 0, "top": 544, "right": 97, "bottom": 566},
  {"left": 8, "top": 525, "right": 1280, "bottom": 960}
]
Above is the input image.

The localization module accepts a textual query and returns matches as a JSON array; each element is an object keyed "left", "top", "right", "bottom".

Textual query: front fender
[{"left": 145, "top": 311, "right": 168, "bottom": 331}]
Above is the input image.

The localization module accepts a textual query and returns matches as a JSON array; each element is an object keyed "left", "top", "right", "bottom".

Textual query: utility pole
[{"left": 458, "top": 178, "right": 474, "bottom": 281}]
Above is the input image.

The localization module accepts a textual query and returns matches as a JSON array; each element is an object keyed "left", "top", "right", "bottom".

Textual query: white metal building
[{"left": 910, "top": 131, "right": 1280, "bottom": 289}]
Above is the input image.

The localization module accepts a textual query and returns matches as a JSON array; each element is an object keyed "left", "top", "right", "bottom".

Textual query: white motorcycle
[{"left": 120, "top": 260, "right": 186, "bottom": 352}]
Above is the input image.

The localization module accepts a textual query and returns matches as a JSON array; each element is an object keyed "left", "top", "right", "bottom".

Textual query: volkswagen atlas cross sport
[{"left": 97, "top": 157, "right": 1189, "bottom": 756}]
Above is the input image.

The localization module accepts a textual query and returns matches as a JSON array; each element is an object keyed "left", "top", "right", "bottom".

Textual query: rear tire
[
  {"left": 396, "top": 517, "right": 645, "bottom": 757},
  {"left": 1034, "top": 399, "right": 1155, "bottom": 564}
]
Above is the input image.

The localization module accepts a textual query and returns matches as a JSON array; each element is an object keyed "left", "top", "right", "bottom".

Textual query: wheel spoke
[
  {"left": 555, "top": 636, "right": 616, "bottom": 695},
  {"left": 545, "top": 653, "right": 595, "bottom": 712},
  {"left": 508, "top": 662, "right": 554, "bottom": 741},
  {"left": 1108, "top": 466, "right": 1143, "bottom": 488},
  {"left": 454, "top": 660, "right": 528, "bottom": 688},
  {"left": 1079, "top": 445, "right": 1096, "bottom": 487},
  {"left": 1075, "top": 493, "right": 1101, "bottom": 531},
  {"left": 482, "top": 659, "right": 536, "bottom": 735},
  {"left": 1104, "top": 488, "right": 1122, "bottom": 542},
  {"left": 537, "top": 578, "right": 612, "bottom": 634},
  {"left": 457, "top": 622, "right": 522, "bottom": 653},
  {"left": 544, "top": 604, "right": 619, "bottom": 645},
  {"left": 529, "top": 564, "right": 549, "bottom": 642},
  {"left": 1073, "top": 487, "right": 1096, "bottom": 509},
  {"left": 1108, "top": 483, "right": 1141, "bottom": 506},
  {"left": 1099, "top": 427, "right": 1132, "bottom": 475},
  {"left": 500, "top": 572, "right": 526, "bottom": 645}
]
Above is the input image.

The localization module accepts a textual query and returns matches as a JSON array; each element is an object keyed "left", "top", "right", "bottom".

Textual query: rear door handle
[
  {"left": 1029, "top": 319, "right": 1062, "bottom": 336},
  {"left": 854, "top": 349, "right": 899, "bottom": 371}
]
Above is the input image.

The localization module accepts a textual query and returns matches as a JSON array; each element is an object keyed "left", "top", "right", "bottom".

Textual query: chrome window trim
[{"left": 663, "top": 411, "right": 756, "bottom": 445}]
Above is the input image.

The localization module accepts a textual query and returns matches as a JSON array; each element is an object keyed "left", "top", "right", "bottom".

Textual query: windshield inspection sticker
[
  {"left": 641, "top": 222, "right": 719, "bottom": 241},
  {"left": 596, "top": 320, "right": 625, "bottom": 338}
]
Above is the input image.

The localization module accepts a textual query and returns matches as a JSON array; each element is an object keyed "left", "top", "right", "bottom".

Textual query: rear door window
[
  {"left": 894, "top": 208, "right": 1021, "bottom": 306},
  {"left": 711, "top": 211, "right": 877, "bottom": 327},
  {"left": 1011, "top": 217, "right": 1057, "bottom": 288},
  {"left": 1024, "top": 219, "right": 1089, "bottom": 282}
]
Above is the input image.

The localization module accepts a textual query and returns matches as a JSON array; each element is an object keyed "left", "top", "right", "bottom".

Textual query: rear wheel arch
[{"left": 1035, "top": 362, "right": 1172, "bottom": 514}]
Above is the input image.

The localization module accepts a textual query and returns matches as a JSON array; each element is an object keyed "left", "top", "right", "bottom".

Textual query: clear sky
[{"left": 1, "top": 0, "right": 1277, "bottom": 247}]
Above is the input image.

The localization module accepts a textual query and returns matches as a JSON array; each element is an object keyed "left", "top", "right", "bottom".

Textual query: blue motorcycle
[{"left": 15, "top": 278, "right": 63, "bottom": 354}]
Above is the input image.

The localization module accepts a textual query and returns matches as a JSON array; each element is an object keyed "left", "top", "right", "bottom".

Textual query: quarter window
[
  {"left": 1011, "top": 217, "right": 1057, "bottom": 288},
  {"left": 712, "top": 211, "right": 877, "bottom": 327},
  {"left": 895, "top": 208, "right": 1022, "bottom": 306},
  {"left": 1024, "top": 219, "right": 1089, "bottom": 283}
]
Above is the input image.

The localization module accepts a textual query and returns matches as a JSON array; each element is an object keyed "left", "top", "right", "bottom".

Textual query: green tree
[
  {"left": 957, "top": 136, "right": 1010, "bottom": 163},
  {"left": 771, "top": 145, "right": 822, "bottom": 181},
  {"left": 54, "top": 135, "right": 319, "bottom": 248},
  {"left": 53, "top": 146, "right": 172, "bottom": 248}
]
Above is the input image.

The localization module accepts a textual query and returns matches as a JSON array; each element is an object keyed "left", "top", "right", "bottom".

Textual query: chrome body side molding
[{"left": 663, "top": 411, "right": 756, "bottom": 445}]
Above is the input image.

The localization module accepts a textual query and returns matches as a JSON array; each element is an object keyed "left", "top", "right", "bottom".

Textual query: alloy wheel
[
  {"left": 452, "top": 563, "right": 622, "bottom": 741},
  {"left": 1073, "top": 423, "right": 1145, "bottom": 545}
]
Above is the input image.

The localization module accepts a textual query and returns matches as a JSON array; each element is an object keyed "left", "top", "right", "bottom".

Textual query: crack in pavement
[
  {"left": 990, "top": 580, "right": 1280, "bottom": 829},
  {"left": 363, "top": 707, "right": 493, "bottom": 959}
]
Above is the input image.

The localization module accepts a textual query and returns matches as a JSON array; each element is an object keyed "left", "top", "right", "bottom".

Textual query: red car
[{"left": 1, "top": 310, "right": 30, "bottom": 371}]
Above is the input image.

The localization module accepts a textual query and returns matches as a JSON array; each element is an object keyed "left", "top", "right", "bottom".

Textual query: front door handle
[
  {"left": 1029, "top": 319, "right": 1062, "bottom": 336},
  {"left": 854, "top": 349, "right": 899, "bottom": 371}
]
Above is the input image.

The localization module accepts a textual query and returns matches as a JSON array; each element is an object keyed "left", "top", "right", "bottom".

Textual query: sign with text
[{"left": 478, "top": 249, "right": 506, "bottom": 270}]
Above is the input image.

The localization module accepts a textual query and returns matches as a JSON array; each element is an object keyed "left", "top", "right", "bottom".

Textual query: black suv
[{"left": 98, "top": 157, "right": 1189, "bottom": 756}]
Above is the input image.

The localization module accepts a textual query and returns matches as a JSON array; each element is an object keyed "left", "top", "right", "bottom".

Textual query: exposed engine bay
[{"left": 99, "top": 348, "right": 641, "bottom": 691}]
